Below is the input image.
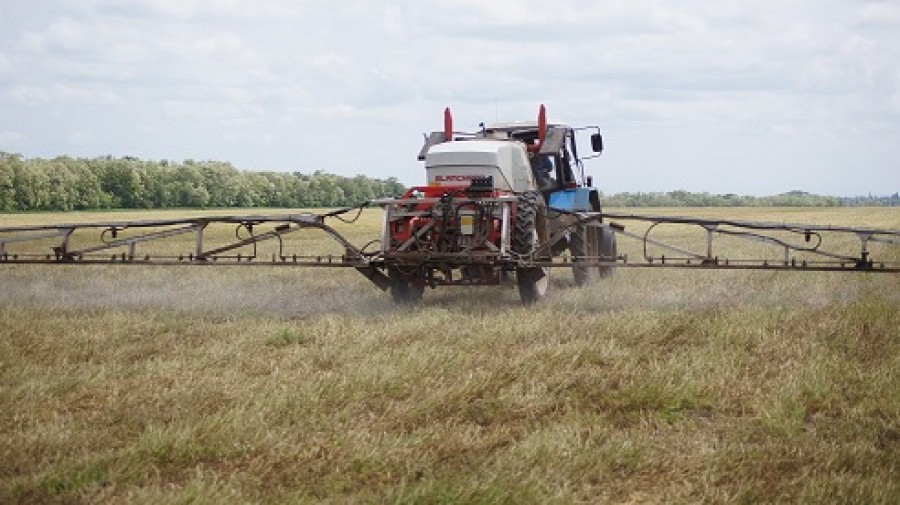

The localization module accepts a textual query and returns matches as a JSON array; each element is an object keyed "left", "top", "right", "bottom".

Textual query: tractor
[{"left": 367, "top": 105, "right": 618, "bottom": 303}]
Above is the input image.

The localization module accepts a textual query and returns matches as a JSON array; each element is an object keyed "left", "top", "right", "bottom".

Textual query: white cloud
[
  {"left": 0, "top": 0, "right": 898, "bottom": 195},
  {"left": 53, "top": 84, "right": 123, "bottom": 106},
  {"left": 858, "top": 2, "right": 900, "bottom": 26},
  {"left": 0, "top": 131, "right": 27, "bottom": 146},
  {"left": 23, "top": 17, "right": 87, "bottom": 53},
  {"left": 9, "top": 86, "right": 51, "bottom": 105},
  {"left": 66, "top": 130, "right": 97, "bottom": 146},
  {"left": 0, "top": 53, "right": 13, "bottom": 74}
]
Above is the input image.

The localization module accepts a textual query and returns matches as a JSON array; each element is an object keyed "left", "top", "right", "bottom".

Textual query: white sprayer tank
[{"left": 424, "top": 140, "right": 535, "bottom": 192}]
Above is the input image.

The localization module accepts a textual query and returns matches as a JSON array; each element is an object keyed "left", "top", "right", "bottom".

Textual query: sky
[{"left": 1, "top": 0, "right": 899, "bottom": 196}]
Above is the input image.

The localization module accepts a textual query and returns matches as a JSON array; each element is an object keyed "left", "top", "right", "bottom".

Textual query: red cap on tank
[
  {"left": 444, "top": 107, "right": 453, "bottom": 142},
  {"left": 537, "top": 104, "right": 547, "bottom": 147}
]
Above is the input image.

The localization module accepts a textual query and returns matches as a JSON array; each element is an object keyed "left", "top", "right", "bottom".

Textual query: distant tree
[
  {"left": 0, "top": 153, "right": 20, "bottom": 211},
  {"left": 11, "top": 159, "right": 50, "bottom": 210},
  {"left": 98, "top": 158, "right": 145, "bottom": 208},
  {"left": 171, "top": 164, "right": 207, "bottom": 207},
  {"left": 46, "top": 159, "right": 76, "bottom": 211},
  {"left": 68, "top": 159, "right": 105, "bottom": 209}
]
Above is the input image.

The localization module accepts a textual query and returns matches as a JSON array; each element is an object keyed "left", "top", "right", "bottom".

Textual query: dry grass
[{"left": 1, "top": 207, "right": 899, "bottom": 503}]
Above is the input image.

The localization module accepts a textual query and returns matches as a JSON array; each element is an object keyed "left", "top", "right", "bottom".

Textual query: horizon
[{"left": 2, "top": 151, "right": 896, "bottom": 201}]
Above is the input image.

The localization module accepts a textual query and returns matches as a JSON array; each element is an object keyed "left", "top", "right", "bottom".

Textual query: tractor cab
[{"left": 481, "top": 121, "right": 578, "bottom": 200}]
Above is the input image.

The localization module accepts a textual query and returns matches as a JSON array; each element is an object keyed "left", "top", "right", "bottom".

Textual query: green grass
[{"left": 1, "top": 207, "right": 899, "bottom": 503}]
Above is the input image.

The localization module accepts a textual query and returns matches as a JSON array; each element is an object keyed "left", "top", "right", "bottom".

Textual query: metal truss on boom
[
  {"left": 1, "top": 205, "right": 899, "bottom": 273},
  {"left": 536, "top": 210, "right": 900, "bottom": 273}
]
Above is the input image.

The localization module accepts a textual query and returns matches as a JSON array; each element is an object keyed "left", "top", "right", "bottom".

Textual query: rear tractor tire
[
  {"left": 598, "top": 225, "right": 617, "bottom": 278},
  {"left": 570, "top": 224, "right": 598, "bottom": 287},
  {"left": 513, "top": 192, "right": 550, "bottom": 304},
  {"left": 570, "top": 224, "right": 618, "bottom": 285}
]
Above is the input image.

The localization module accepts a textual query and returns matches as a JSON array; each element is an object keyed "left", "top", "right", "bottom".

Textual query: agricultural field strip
[{"left": 0, "top": 207, "right": 898, "bottom": 503}]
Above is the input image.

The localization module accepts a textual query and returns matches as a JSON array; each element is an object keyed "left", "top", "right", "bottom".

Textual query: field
[{"left": 1, "top": 207, "right": 899, "bottom": 503}]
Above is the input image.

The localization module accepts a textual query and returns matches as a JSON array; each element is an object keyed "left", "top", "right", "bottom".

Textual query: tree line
[
  {"left": 839, "top": 194, "right": 900, "bottom": 207},
  {"left": 601, "top": 190, "right": 851, "bottom": 207},
  {"left": 1, "top": 152, "right": 894, "bottom": 211},
  {"left": 0, "top": 153, "right": 405, "bottom": 211}
]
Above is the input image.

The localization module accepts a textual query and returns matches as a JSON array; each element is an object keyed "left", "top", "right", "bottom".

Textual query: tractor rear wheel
[
  {"left": 598, "top": 225, "right": 617, "bottom": 278},
  {"left": 388, "top": 267, "right": 424, "bottom": 304},
  {"left": 570, "top": 224, "right": 597, "bottom": 287},
  {"left": 513, "top": 192, "right": 550, "bottom": 304}
]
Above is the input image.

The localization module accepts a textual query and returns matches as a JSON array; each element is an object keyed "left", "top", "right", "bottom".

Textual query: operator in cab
[{"left": 533, "top": 154, "right": 557, "bottom": 191}]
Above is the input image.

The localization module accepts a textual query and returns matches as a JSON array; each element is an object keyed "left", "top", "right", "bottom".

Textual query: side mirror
[{"left": 590, "top": 133, "right": 603, "bottom": 153}]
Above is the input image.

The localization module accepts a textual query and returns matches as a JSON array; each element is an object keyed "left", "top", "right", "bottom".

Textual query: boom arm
[
  {"left": 536, "top": 210, "right": 900, "bottom": 272},
  {"left": 0, "top": 209, "right": 373, "bottom": 267},
  {"left": 1, "top": 205, "right": 898, "bottom": 273}
]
